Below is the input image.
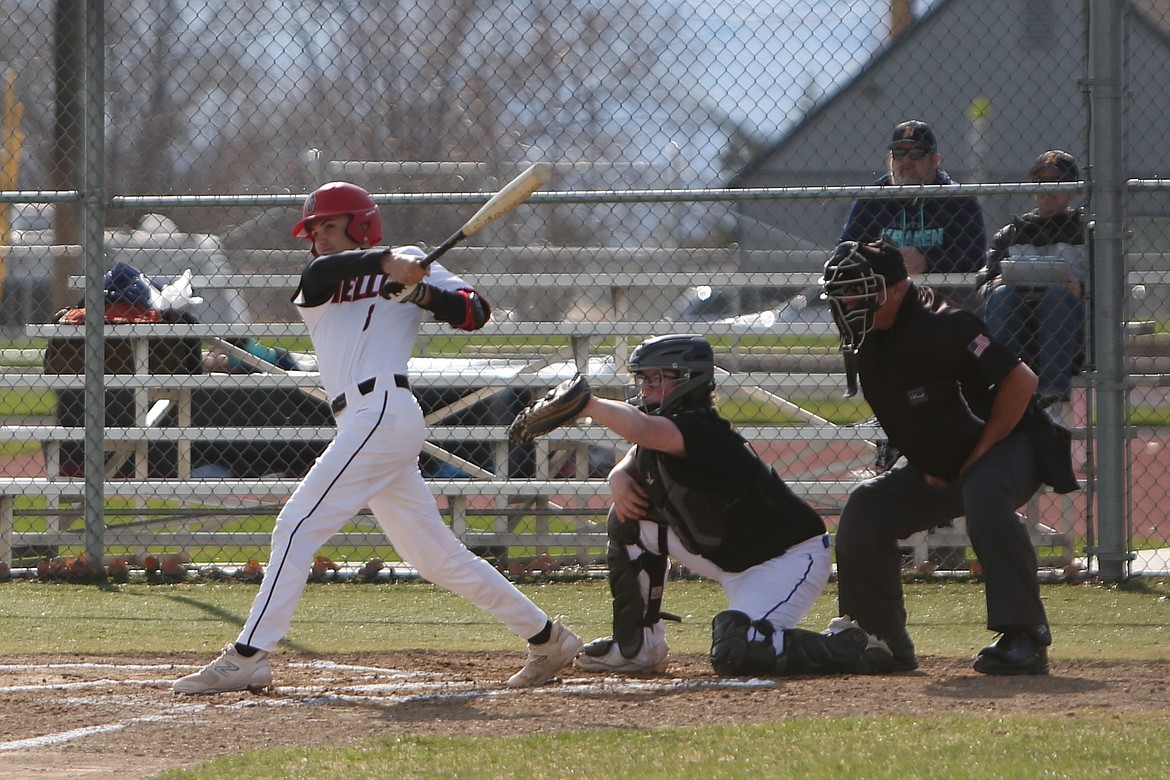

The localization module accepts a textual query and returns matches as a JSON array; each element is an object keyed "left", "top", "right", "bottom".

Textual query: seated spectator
[
  {"left": 977, "top": 150, "right": 1086, "bottom": 408},
  {"left": 202, "top": 337, "right": 309, "bottom": 373},
  {"left": 838, "top": 119, "right": 986, "bottom": 311}
]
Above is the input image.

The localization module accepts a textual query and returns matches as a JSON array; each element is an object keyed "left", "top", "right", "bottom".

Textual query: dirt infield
[{"left": 1, "top": 652, "right": 1167, "bottom": 779}]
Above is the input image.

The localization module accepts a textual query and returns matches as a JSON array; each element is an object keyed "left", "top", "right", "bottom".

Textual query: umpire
[{"left": 820, "top": 239, "right": 1079, "bottom": 676}]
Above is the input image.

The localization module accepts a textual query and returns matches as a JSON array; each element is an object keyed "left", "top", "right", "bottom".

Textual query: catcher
[{"left": 509, "top": 334, "right": 894, "bottom": 676}]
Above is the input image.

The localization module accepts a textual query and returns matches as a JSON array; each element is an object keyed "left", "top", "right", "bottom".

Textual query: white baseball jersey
[
  {"left": 292, "top": 246, "right": 462, "bottom": 400},
  {"left": 234, "top": 245, "right": 551, "bottom": 654}
]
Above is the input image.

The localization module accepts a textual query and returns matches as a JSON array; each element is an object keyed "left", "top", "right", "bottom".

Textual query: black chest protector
[{"left": 634, "top": 439, "right": 824, "bottom": 573}]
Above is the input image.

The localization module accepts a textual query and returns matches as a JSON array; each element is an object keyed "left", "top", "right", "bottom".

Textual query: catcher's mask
[
  {"left": 819, "top": 240, "right": 895, "bottom": 355},
  {"left": 628, "top": 334, "right": 715, "bottom": 415},
  {"left": 292, "top": 182, "right": 383, "bottom": 252}
]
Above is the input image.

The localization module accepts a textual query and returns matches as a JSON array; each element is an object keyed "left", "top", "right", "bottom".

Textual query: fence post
[
  {"left": 82, "top": 0, "right": 107, "bottom": 568},
  {"left": 1087, "top": 0, "right": 1132, "bottom": 579}
]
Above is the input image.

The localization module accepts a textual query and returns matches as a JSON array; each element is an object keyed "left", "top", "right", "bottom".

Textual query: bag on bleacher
[{"left": 54, "top": 262, "right": 204, "bottom": 324}]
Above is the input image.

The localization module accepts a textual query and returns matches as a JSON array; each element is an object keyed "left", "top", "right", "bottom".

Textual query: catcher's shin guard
[
  {"left": 778, "top": 627, "right": 868, "bottom": 676},
  {"left": 603, "top": 507, "right": 668, "bottom": 659},
  {"left": 709, "top": 610, "right": 779, "bottom": 676}
]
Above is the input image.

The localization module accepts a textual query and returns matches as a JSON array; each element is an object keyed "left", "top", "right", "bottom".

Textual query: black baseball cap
[
  {"left": 1029, "top": 150, "right": 1079, "bottom": 181},
  {"left": 857, "top": 240, "right": 908, "bottom": 285},
  {"left": 889, "top": 120, "right": 938, "bottom": 153}
]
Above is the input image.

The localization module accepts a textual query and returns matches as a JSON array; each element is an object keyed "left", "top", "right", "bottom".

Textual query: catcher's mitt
[{"left": 508, "top": 373, "right": 592, "bottom": 445}]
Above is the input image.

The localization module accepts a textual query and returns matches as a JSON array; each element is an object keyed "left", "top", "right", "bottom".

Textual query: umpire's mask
[{"left": 819, "top": 240, "right": 899, "bottom": 355}]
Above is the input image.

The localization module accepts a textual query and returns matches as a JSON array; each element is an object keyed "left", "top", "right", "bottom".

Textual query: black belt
[{"left": 330, "top": 374, "right": 409, "bottom": 415}]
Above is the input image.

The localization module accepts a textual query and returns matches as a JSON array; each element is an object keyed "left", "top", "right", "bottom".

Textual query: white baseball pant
[
  {"left": 631, "top": 522, "right": 831, "bottom": 654},
  {"left": 236, "top": 376, "right": 549, "bottom": 652}
]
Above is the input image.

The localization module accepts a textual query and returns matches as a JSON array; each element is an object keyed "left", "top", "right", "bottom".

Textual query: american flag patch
[{"left": 968, "top": 333, "right": 991, "bottom": 358}]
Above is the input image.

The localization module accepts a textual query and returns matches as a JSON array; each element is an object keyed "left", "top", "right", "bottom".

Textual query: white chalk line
[
  {"left": 0, "top": 700, "right": 211, "bottom": 752},
  {"left": 0, "top": 662, "right": 178, "bottom": 672},
  {"left": 0, "top": 660, "right": 778, "bottom": 752},
  {"left": 1, "top": 723, "right": 129, "bottom": 751},
  {"left": 1, "top": 679, "right": 176, "bottom": 693}
]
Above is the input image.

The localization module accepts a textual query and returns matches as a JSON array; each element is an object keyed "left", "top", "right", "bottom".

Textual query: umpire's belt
[{"left": 330, "top": 374, "right": 409, "bottom": 415}]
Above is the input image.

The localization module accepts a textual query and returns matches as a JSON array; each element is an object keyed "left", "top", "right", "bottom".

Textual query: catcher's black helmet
[
  {"left": 819, "top": 240, "right": 898, "bottom": 354},
  {"left": 628, "top": 334, "right": 716, "bottom": 414}
]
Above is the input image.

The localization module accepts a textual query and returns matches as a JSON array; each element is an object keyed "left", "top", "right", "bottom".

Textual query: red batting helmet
[{"left": 292, "top": 182, "right": 383, "bottom": 246}]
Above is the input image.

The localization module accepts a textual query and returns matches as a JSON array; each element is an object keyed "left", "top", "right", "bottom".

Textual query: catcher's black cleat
[
  {"left": 710, "top": 610, "right": 780, "bottom": 676},
  {"left": 973, "top": 632, "right": 1050, "bottom": 676}
]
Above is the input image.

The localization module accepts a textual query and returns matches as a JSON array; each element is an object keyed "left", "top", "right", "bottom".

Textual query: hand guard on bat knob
[
  {"left": 384, "top": 280, "right": 428, "bottom": 304},
  {"left": 507, "top": 374, "right": 592, "bottom": 446},
  {"left": 382, "top": 245, "right": 429, "bottom": 301}
]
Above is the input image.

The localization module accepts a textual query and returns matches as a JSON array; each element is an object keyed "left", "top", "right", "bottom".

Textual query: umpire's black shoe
[
  {"left": 973, "top": 632, "right": 1050, "bottom": 676},
  {"left": 885, "top": 633, "right": 919, "bottom": 671},
  {"left": 891, "top": 652, "right": 920, "bottom": 672}
]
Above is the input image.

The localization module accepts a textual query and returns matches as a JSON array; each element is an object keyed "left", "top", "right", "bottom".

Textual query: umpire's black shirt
[{"left": 858, "top": 287, "right": 1021, "bottom": 481}]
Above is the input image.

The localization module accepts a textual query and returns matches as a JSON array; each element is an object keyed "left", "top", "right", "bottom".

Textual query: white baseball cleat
[
  {"left": 506, "top": 617, "right": 584, "bottom": 687},
  {"left": 172, "top": 644, "right": 273, "bottom": 694},
  {"left": 573, "top": 634, "right": 670, "bottom": 674}
]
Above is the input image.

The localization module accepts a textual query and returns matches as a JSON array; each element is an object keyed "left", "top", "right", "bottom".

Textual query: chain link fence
[{"left": 0, "top": 0, "right": 1167, "bottom": 579}]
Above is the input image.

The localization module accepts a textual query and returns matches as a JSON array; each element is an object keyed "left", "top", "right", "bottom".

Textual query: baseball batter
[{"left": 174, "top": 182, "right": 581, "bottom": 694}]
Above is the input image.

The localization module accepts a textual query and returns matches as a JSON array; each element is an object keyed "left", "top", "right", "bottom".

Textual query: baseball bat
[{"left": 381, "top": 161, "right": 552, "bottom": 298}]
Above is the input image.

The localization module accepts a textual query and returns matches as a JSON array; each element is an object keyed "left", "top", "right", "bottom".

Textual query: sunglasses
[{"left": 890, "top": 148, "right": 931, "bottom": 161}]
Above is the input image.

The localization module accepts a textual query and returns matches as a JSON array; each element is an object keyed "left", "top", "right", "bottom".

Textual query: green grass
[
  {"left": 2, "top": 578, "right": 1168, "bottom": 778},
  {"left": 0, "top": 385, "right": 870, "bottom": 425},
  {"left": 0, "top": 438, "right": 44, "bottom": 457},
  {"left": 0, "top": 578, "right": 1166, "bottom": 660},
  {"left": 0, "top": 388, "right": 54, "bottom": 416},
  {"left": 6, "top": 331, "right": 1170, "bottom": 427},
  {"left": 418, "top": 333, "right": 840, "bottom": 357},
  {"left": 7, "top": 507, "right": 610, "bottom": 566},
  {"left": 157, "top": 714, "right": 1170, "bottom": 780},
  {"left": 0, "top": 337, "right": 49, "bottom": 367},
  {"left": 1130, "top": 405, "right": 1170, "bottom": 427}
]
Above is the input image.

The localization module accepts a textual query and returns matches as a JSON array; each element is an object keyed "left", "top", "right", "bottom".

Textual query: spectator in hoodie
[{"left": 838, "top": 119, "right": 986, "bottom": 309}]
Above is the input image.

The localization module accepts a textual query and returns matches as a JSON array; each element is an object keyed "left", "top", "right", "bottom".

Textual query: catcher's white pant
[
  {"left": 631, "top": 522, "right": 831, "bottom": 654},
  {"left": 235, "top": 375, "right": 550, "bottom": 652}
]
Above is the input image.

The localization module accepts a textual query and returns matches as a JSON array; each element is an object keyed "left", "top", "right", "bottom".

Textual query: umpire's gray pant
[{"left": 835, "top": 431, "right": 1048, "bottom": 655}]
